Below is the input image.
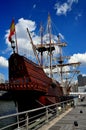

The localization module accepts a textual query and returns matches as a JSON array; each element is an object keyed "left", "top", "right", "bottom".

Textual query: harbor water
[{"left": 0, "top": 100, "right": 17, "bottom": 129}]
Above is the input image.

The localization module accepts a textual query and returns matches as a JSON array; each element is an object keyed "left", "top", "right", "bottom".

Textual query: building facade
[
  {"left": 77, "top": 74, "right": 86, "bottom": 92},
  {"left": 0, "top": 73, "right": 5, "bottom": 83},
  {"left": 77, "top": 74, "right": 86, "bottom": 86}
]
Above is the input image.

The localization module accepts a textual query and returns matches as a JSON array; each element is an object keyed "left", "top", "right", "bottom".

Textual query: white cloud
[
  {"left": 54, "top": 2, "right": 70, "bottom": 16},
  {"left": 16, "top": 18, "right": 36, "bottom": 33},
  {"left": 33, "top": 4, "right": 36, "bottom": 9},
  {"left": 0, "top": 56, "right": 8, "bottom": 68},
  {"left": 69, "top": 53, "right": 86, "bottom": 65},
  {"left": 54, "top": 0, "right": 78, "bottom": 16}
]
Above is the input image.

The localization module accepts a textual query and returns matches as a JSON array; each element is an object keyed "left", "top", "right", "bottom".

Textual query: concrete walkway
[{"left": 39, "top": 97, "right": 86, "bottom": 130}]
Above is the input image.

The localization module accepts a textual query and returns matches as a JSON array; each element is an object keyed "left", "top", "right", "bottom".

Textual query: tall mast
[
  {"left": 57, "top": 35, "right": 67, "bottom": 85},
  {"left": 35, "top": 14, "right": 55, "bottom": 78},
  {"left": 40, "top": 24, "right": 43, "bottom": 66},
  {"left": 47, "top": 13, "right": 52, "bottom": 78}
]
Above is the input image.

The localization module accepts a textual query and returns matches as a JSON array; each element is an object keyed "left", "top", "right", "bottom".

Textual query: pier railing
[{"left": 0, "top": 99, "right": 75, "bottom": 130}]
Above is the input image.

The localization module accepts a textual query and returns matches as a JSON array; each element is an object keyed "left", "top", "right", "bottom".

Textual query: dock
[
  {"left": 1, "top": 97, "right": 86, "bottom": 130},
  {"left": 38, "top": 97, "right": 86, "bottom": 130}
]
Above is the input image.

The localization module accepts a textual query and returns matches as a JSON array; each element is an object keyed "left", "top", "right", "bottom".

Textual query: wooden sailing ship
[{"left": 0, "top": 14, "right": 80, "bottom": 112}]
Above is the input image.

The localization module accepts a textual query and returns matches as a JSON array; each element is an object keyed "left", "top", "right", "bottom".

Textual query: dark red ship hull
[{"left": 0, "top": 53, "right": 63, "bottom": 111}]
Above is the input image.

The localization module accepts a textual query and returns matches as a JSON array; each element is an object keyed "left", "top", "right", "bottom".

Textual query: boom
[{"left": 27, "top": 28, "right": 41, "bottom": 65}]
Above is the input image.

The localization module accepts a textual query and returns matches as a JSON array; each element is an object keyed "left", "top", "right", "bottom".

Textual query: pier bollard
[
  {"left": 80, "top": 110, "right": 83, "bottom": 113},
  {"left": 74, "top": 121, "right": 78, "bottom": 126}
]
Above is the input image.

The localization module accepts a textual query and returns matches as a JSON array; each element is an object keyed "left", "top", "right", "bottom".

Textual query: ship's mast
[
  {"left": 57, "top": 35, "right": 67, "bottom": 85},
  {"left": 35, "top": 14, "right": 55, "bottom": 78},
  {"left": 56, "top": 35, "right": 81, "bottom": 92},
  {"left": 40, "top": 24, "right": 43, "bottom": 66},
  {"left": 47, "top": 14, "right": 52, "bottom": 78}
]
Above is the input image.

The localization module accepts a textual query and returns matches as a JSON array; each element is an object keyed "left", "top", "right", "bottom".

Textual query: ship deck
[{"left": 38, "top": 97, "right": 86, "bottom": 130}]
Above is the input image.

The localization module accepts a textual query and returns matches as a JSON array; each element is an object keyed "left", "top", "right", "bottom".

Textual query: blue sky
[{"left": 0, "top": 0, "right": 86, "bottom": 82}]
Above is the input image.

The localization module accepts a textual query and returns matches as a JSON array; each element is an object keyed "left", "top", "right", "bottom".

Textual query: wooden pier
[{"left": 39, "top": 97, "right": 86, "bottom": 130}]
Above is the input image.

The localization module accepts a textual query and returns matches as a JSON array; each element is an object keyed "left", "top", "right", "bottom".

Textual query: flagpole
[{"left": 15, "top": 29, "right": 18, "bottom": 54}]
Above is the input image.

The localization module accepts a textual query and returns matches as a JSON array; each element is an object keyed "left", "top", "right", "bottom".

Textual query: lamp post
[{"left": 11, "top": 40, "right": 15, "bottom": 53}]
